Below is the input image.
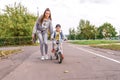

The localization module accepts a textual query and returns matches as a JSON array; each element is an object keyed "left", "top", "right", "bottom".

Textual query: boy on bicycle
[{"left": 51, "top": 24, "right": 66, "bottom": 58}]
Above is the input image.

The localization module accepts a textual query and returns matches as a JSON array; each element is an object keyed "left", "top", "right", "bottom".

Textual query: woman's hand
[
  {"left": 32, "top": 34, "right": 35, "bottom": 39},
  {"left": 32, "top": 34, "right": 35, "bottom": 43}
]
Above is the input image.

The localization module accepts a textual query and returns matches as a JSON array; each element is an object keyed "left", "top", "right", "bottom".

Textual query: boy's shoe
[
  {"left": 41, "top": 56, "right": 45, "bottom": 60},
  {"left": 61, "top": 54, "right": 64, "bottom": 59},
  {"left": 45, "top": 55, "right": 49, "bottom": 60},
  {"left": 51, "top": 49, "right": 55, "bottom": 53}
]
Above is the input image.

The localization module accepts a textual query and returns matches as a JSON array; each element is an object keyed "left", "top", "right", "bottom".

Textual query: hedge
[{"left": 0, "top": 36, "right": 33, "bottom": 46}]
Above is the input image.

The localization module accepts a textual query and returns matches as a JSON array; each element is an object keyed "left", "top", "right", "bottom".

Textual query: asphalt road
[{"left": 0, "top": 42, "right": 120, "bottom": 80}]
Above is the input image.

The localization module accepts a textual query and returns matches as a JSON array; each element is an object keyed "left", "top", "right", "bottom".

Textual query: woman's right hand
[{"left": 32, "top": 34, "right": 35, "bottom": 39}]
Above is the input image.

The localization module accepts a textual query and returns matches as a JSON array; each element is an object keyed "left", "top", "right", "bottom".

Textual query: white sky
[{"left": 0, "top": 0, "right": 120, "bottom": 35}]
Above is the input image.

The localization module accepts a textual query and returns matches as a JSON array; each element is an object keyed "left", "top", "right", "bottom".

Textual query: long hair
[{"left": 40, "top": 8, "right": 52, "bottom": 24}]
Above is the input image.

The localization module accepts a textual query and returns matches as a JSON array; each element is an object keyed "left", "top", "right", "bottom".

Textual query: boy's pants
[{"left": 52, "top": 40, "right": 63, "bottom": 54}]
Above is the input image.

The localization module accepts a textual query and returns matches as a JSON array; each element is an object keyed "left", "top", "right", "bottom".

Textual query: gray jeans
[{"left": 37, "top": 32, "right": 48, "bottom": 56}]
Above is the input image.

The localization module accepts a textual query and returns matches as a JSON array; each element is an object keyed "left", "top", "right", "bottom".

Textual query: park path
[{"left": 0, "top": 42, "right": 120, "bottom": 80}]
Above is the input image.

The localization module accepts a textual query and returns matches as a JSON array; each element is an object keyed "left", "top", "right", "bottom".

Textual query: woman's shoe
[
  {"left": 61, "top": 54, "right": 64, "bottom": 59},
  {"left": 41, "top": 56, "right": 45, "bottom": 60},
  {"left": 45, "top": 55, "right": 49, "bottom": 60}
]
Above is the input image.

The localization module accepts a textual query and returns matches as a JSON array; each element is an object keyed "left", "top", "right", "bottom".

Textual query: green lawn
[
  {"left": 91, "top": 44, "right": 120, "bottom": 50},
  {"left": 69, "top": 40, "right": 119, "bottom": 45},
  {"left": 69, "top": 40, "right": 120, "bottom": 50}
]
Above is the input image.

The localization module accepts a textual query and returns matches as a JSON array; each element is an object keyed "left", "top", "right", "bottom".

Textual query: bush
[{"left": 0, "top": 36, "right": 32, "bottom": 46}]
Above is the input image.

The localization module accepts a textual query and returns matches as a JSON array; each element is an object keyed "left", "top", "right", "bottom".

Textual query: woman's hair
[{"left": 40, "top": 8, "right": 52, "bottom": 24}]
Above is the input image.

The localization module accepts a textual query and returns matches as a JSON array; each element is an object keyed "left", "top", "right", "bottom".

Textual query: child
[{"left": 51, "top": 24, "right": 65, "bottom": 58}]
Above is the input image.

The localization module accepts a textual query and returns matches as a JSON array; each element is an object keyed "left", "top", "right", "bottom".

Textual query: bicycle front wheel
[{"left": 58, "top": 52, "right": 63, "bottom": 64}]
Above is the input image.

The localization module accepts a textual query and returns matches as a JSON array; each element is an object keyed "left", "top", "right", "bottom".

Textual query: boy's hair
[{"left": 56, "top": 24, "right": 61, "bottom": 28}]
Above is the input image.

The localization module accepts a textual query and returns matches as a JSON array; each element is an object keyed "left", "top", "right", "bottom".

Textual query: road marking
[
  {"left": 107, "top": 52, "right": 114, "bottom": 54},
  {"left": 69, "top": 45, "right": 120, "bottom": 64}
]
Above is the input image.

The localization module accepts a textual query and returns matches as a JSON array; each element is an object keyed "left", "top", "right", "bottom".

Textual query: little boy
[{"left": 51, "top": 24, "right": 65, "bottom": 58}]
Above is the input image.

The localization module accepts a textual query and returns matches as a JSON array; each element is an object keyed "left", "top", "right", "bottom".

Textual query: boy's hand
[
  {"left": 64, "top": 38, "right": 68, "bottom": 42},
  {"left": 64, "top": 39, "right": 66, "bottom": 41}
]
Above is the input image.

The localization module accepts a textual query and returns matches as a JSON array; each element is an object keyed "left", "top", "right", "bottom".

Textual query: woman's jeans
[{"left": 37, "top": 32, "right": 48, "bottom": 56}]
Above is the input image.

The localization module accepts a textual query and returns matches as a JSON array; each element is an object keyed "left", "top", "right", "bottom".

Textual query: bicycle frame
[{"left": 55, "top": 40, "right": 61, "bottom": 53}]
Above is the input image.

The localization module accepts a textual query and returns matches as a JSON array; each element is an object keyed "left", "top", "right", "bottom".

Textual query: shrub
[{"left": 0, "top": 36, "right": 32, "bottom": 46}]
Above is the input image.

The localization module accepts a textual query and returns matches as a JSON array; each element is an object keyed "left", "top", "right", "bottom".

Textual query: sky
[{"left": 0, "top": 0, "right": 120, "bottom": 35}]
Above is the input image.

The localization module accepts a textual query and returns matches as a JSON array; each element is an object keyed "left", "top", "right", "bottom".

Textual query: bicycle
[{"left": 50, "top": 40, "right": 64, "bottom": 64}]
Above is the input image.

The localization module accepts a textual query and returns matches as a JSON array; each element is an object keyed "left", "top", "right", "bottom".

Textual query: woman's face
[{"left": 45, "top": 11, "right": 50, "bottom": 19}]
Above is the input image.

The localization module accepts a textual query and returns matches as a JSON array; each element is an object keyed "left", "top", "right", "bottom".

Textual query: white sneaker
[
  {"left": 41, "top": 56, "right": 45, "bottom": 60},
  {"left": 45, "top": 55, "right": 49, "bottom": 60}
]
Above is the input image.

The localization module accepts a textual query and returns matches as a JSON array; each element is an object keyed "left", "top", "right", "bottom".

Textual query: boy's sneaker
[
  {"left": 51, "top": 49, "right": 55, "bottom": 53},
  {"left": 45, "top": 55, "right": 49, "bottom": 60},
  {"left": 61, "top": 54, "right": 64, "bottom": 59},
  {"left": 41, "top": 56, "right": 45, "bottom": 60}
]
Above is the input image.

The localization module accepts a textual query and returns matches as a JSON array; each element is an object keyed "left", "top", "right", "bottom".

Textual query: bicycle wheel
[
  {"left": 58, "top": 52, "right": 63, "bottom": 64},
  {"left": 55, "top": 53, "right": 58, "bottom": 60}
]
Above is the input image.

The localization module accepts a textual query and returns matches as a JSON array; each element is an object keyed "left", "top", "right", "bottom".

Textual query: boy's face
[{"left": 56, "top": 27, "right": 61, "bottom": 32}]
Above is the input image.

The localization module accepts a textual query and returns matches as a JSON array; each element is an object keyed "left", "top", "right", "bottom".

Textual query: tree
[
  {"left": 68, "top": 28, "right": 76, "bottom": 40},
  {"left": 76, "top": 19, "right": 97, "bottom": 40},
  {"left": 0, "top": 3, "right": 37, "bottom": 37},
  {"left": 68, "top": 19, "right": 117, "bottom": 40},
  {"left": 97, "top": 22, "right": 117, "bottom": 39}
]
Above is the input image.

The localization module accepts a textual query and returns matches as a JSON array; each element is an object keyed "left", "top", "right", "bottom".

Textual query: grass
[
  {"left": 91, "top": 44, "right": 120, "bottom": 51},
  {"left": 0, "top": 42, "right": 39, "bottom": 58},
  {"left": 69, "top": 40, "right": 120, "bottom": 50},
  {"left": 69, "top": 40, "right": 119, "bottom": 45},
  {"left": 0, "top": 43, "right": 39, "bottom": 48},
  {"left": 0, "top": 49, "right": 22, "bottom": 57}
]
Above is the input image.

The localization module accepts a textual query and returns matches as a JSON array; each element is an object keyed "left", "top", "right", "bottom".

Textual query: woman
[{"left": 32, "top": 8, "right": 53, "bottom": 60}]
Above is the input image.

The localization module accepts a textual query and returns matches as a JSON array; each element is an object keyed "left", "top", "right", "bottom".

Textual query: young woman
[{"left": 32, "top": 8, "right": 53, "bottom": 60}]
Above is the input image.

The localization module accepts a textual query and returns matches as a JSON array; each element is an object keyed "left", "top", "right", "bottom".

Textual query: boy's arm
[
  {"left": 61, "top": 30, "right": 67, "bottom": 40},
  {"left": 61, "top": 30, "right": 65, "bottom": 39}
]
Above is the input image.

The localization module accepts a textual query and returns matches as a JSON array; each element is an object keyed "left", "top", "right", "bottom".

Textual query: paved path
[{"left": 0, "top": 42, "right": 120, "bottom": 80}]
